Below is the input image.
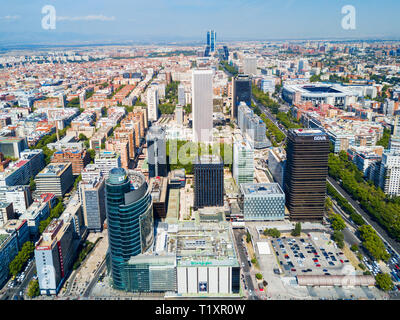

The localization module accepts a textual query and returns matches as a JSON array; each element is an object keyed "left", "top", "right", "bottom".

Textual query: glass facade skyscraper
[
  {"left": 105, "top": 168, "right": 154, "bottom": 291},
  {"left": 147, "top": 126, "right": 167, "bottom": 178},
  {"left": 206, "top": 30, "right": 216, "bottom": 53},
  {"left": 194, "top": 155, "right": 224, "bottom": 208},
  {"left": 284, "top": 129, "right": 329, "bottom": 221},
  {"left": 233, "top": 140, "right": 254, "bottom": 186},
  {"left": 232, "top": 75, "right": 252, "bottom": 120},
  {"left": 237, "top": 102, "right": 271, "bottom": 149}
]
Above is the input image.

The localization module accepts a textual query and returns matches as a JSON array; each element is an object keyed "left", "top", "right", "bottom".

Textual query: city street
[
  {"left": 1, "top": 261, "right": 36, "bottom": 300},
  {"left": 233, "top": 229, "right": 260, "bottom": 300},
  {"left": 328, "top": 176, "right": 400, "bottom": 258}
]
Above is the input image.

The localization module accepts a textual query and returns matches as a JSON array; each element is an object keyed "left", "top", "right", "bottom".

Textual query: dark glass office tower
[
  {"left": 105, "top": 168, "right": 154, "bottom": 291},
  {"left": 223, "top": 45, "right": 229, "bottom": 60},
  {"left": 204, "top": 45, "right": 210, "bottom": 57},
  {"left": 232, "top": 74, "right": 252, "bottom": 120},
  {"left": 284, "top": 129, "right": 329, "bottom": 221},
  {"left": 194, "top": 155, "right": 224, "bottom": 208},
  {"left": 147, "top": 125, "right": 167, "bottom": 178}
]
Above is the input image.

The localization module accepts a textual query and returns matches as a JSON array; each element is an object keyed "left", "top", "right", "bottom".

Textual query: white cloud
[
  {"left": 0, "top": 15, "right": 21, "bottom": 20},
  {"left": 57, "top": 15, "right": 116, "bottom": 22}
]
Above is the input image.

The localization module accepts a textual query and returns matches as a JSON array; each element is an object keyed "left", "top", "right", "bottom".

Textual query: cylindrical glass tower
[{"left": 105, "top": 168, "right": 154, "bottom": 290}]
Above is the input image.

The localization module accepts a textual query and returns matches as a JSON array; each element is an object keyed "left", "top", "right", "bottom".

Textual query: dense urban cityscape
[{"left": 1, "top": 3, "right": 400, "bottom": 304}]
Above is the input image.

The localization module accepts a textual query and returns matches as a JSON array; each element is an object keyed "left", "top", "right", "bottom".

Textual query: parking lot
[{"left": 271, "top": 233, "right": 353, "bottom": 277}]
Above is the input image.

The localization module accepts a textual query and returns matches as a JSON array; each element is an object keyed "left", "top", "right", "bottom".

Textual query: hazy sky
[{"left": 0, "top": 0, "right": 399, "bottom": 44}]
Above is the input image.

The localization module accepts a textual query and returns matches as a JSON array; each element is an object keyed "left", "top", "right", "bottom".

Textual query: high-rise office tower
[
  {"left": 147, "top": 126, "right": 167, "bottom": 178},
  {"left": 35, "top": 163, "right": 74, "bottom": 197},
  {"left": 284, "top": 129, "right": 329, "bottom": 221},
  {"left": 178, "top": 84, "right": 186, "bottom": 106},
  {"left": 147, "top": 87, "right": 159, "bottom": 122},
  {"left": 192, "top": 69, "right": 213, "bottom": 143},
  {"left": 94, "top": 151, "right": 121, "bottom": 179},
  {"left": 35, "top": 217, "right": 81, "bottom": 295},
  {"left": 204, "top": 46, "right": 210, "bottom": 57},
  {"left": 105, "top": 168, "right": 154, "bottom": 291},
  {"left": 237, "top": 102, "right": 270, "bottom": 149},
  {"left": 223, "top": 45, "right": 229, "bottom": 61},
  {"left": 175, "top": 105, "right": 184, "bottom": 126},
  {"left": 243, "top": 56, "right": 257, "bottom": 76},
  {"left": 390, "top": 115, "right": 400, "bottom": 152},
  {"left": 298, "top": 59, "right": 308, "bottom": 73},
  {"left": 79, "top": 174, "right": 106, "bottom": 232},
  {"left": 206, "top": 30, "right": 216, "bottom": 53},
  {"left": 194, "top": 155, "right": 224, "bottom": 208},
  {"left": 233, "top": 140, "right": 254, "bottom": 186},
  {"left": 378, "top": 151, "right": 400, "bottom": 197},
  {"left": 231, "top": 74, "right": 252, "bottom": 120}
]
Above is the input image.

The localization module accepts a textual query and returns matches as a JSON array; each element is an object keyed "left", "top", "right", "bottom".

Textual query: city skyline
[
  {"left": 1, "top": 1, "right": 400, "bottom": 303},
  {"left": 1, "top": 0, "right": 400, "bottom": 46}
]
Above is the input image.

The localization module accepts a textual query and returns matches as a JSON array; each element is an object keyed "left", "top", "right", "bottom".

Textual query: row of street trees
[
  {"left": 328, "top": 151, "right": 400, "bottom": 241},
  {"left": 9, "top": 242, "right": 35, "bottom": 277}
]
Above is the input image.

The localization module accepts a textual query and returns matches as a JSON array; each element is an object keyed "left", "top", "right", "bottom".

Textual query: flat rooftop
[
  {"left": 195, "top": 154, "right": 223, "bottom": 164},
  {"left": 95, "top": 151, "right": 119, "bottom": 159},
  {"left": 241, "top": 183, "right": 284, "bottom": 195},
  {"left": 291, "top": 128, "right": 325, "bottom": 136},
  {"left": 172, "top": 222, "right": 238, "bottom": 267},
  {"left": 0, "top": 136, "right": 24, "bottom": 143},
  {"left": 36, "top": 219, "right": 64, "bottom": 249},
  {"left": 37, "top": 163, "right": 70, "bottom": 177},
  {"left": 165, "top": 188, "right": 179, "bottom": 224}
]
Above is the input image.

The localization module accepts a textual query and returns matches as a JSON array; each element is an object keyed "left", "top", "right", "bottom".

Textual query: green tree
[
  {"left": 159, "top": 103, "right": 175, "bottom": 114},
  {"left": 328, "top": 152, "right": 400, "bottom": 242},
  {"left": 330, "top": 213, "right": 346, "bottom": 231},
  {"left": 350, "top": 244, "right": 359, "bottom": 252},
  {"left": 220, "top": 61, "right": 238, "bottom": 76},
  {"left": 332, "top": 230, "right": 345, "bottom": 249},
  {"left": 291, "top": 222, "right": 301, "bottom": 236},
  {"left": 27, "top": 279, "right": 40, "bottom": 298},
  {"left": 350, "top": 213, "right": 365, "bottom": 226},
  {"left": 9, "top": 241, "right": 35, "bottom": 276},
  {"left": 358, "top": 225, "right": 390, "bottom": 262},
  {"left": 78, "top": 133, "right": 88, "bottom": 141},
  {"left": 255, "top": 273, "right": 263, "bottom": 280},
  {"left": 264, "top": 228, "right": 281, "bottom": 238},
  {"left": 49, "top": 201, "right": 65, "bottom": 219},
  {"left": 39, "top": 217, "right": 51, "bottom": 234},
  {"left": 310, "top": 74, "right": 321, "bottom": 82},
  {"left": 325, "top": 197, "right": 333, "bottom": 211},
  {"left": 87, "top": 149, "right": 96, "bottom": 162},
  {"left": 73, "top": 174, "right": 82, "bottom": 190},
  {"left": 184, "top": 104, "right": 192, "bottom": 114},
  {"left": 29, "top": 177, "right": 36, "bottom": 192},
  {"left": 67, "top": 97, "right": 80, "bottom": 108},
  {"left": 246, "top": 231, "right": 252, "bottom": 243},
  {"left": 375, "top": 273, "right": 394, "bottom": 291},
  {"left": 376, "top": 128, "right": 391, "bottom": 149}
]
